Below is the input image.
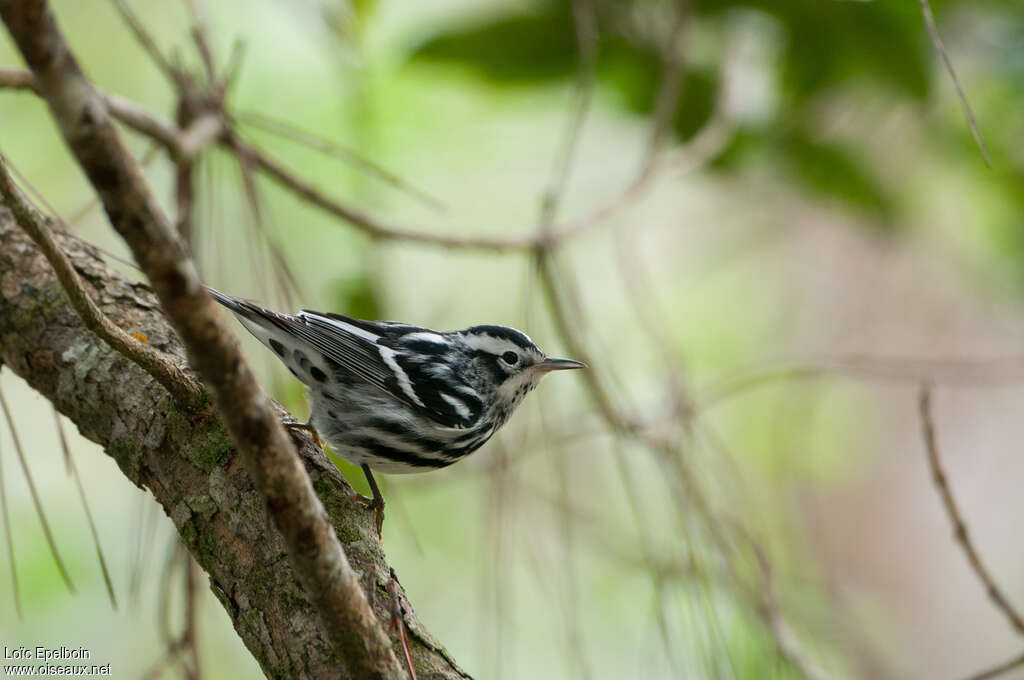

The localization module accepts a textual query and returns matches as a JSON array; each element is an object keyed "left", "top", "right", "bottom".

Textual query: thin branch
[
  {"left": 537, "top": 0, "right": 597, "bottom": 230},
  {"left": 233, "top": 149, "right": 304, "bottom": 307},
  {"left": 918, "top": 0, "right": 991, "bottom": 167},
  {"left": 918, "top": 386, "right": 1024, "bottom": 636},
  {"left": 0, "top": 405, "right": 20, "bottom": 620},
  {"left": 184, "top": 552, "right": 202, "bottom": 680},
  {"left": 542, "top": 26, "right": 735, "bottom": 246},
  {"left": 183, "top": 0, "right": 216, "bottom": 86},
  {"left": 0, "top": 154, "right": 205, "bottom": 406},
  {"left": 226, "top": 130, "right": 527, "bottom": 249},
  {"left": 103, "top": 91, "right": 190, "bottom": 153},
  {"left": 964, "top": 651, "right": 1024, "bottom": 680},
  {"left": 1, "top": 62, "right": 730, "bottom": 251},
  {"left": 0, "top": 69, "right": 220, "bottom": 160},
  {"left": 0, "top": 3, "right": 406, "bottom": 676},
  {"left": 109, "top": 0, "right": 178, "bottom": 85},
  {"left": 54, "top": 408, "right": 118, "bottom": 609},
  {"left": 697, "top": 355, "right": 1024, "bottom": 412},
  {"left": 235, "top": 111, "right": 448, "bottom": 212},
  {"left": 747, "top": 534, "right": 829, "bottom": 680},
  {"left": 387, "top": 572, "right": 418, "bottom": 680},
  {"left": 0, "top": 384, "right": 75, "bottom": 593},
  {"left": 0, "top": 66, "right": 33, "bottom": 89},
  {"left": 644, "top": 0, "right": 690, "bottom": 163}
]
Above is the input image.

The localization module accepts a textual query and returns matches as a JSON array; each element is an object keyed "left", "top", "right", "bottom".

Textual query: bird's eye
[{"left": 500, "top": 351, "right": 519, "bottom": 365}]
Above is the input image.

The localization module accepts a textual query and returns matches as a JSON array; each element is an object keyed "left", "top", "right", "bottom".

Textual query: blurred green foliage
[
  {"left": 409, "top": 0, "right": 1020, "bottom": 233},
  {"left": 3, "top": 0, "right": 1024, "bottom": 678}
]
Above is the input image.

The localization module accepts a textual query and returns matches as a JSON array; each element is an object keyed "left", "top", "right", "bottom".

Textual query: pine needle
[
  {"left": 0, "top": 415, "right": 22, "bottom": 620},
  {"left": 53, "top": 408, "right": 117, "bottom": 609},
  {"left": 0, "top": 386, "right": 75, "bottom": 593}
]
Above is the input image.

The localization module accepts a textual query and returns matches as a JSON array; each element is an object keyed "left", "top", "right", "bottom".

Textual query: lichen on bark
[{"left": 0, "top": 208, "right": 470, "bottom": 680}]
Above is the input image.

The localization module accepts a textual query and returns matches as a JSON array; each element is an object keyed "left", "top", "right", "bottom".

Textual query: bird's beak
[{"left": 535, "top": 357, "right": 587, "bottom": 373}]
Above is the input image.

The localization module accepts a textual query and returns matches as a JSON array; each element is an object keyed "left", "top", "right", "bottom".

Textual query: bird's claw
[
  {"left": 356, "top": 493, "right": 386, "bottom": 540},
  {"left": 283, "top": 421, "right": 326, "bottom": 450}
]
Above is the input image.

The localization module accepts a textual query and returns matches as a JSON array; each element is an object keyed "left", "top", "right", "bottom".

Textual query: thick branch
[
  {"left": 0, "top": 209, "right": 469, "bottom": 680},
  {"left": 0, "top": 155, "right": 203, "bottom": 406},
  {"left": 0, "top": 2, "right": 401, "bottom": 677}
]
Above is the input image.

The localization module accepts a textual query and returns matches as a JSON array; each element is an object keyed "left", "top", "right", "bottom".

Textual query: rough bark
[
  {"left": 1, "top": 2, "right": 408, "bottom": 677},
  {"left": 0, "top": 208, "right": 470, "bottom": 679}
]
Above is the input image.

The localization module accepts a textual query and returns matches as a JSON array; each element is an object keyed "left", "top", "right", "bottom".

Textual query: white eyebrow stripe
[
  {"left": 405, "top": 332, "right": 449, "bottom": 345},
  {"left": 458, "top": 333, "right": 517, "bottom": 354},
  {"left": 300, "top": 312, "right": 380, "bottom": 343},
  {"left": 378, "top": 346, "right": 425, "bottom": 407},
  {"left": 440, "top": 392, "right": 471, "bottom": 419}
]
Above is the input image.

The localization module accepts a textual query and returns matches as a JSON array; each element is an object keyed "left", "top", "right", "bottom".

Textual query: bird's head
[{"left": 458, "top": 325, "right": 585, "bottom": 412}]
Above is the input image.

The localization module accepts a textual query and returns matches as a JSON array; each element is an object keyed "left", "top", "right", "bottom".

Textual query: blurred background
[{"left": 2, "top": 0, "right": 1024, "bottom": 677}]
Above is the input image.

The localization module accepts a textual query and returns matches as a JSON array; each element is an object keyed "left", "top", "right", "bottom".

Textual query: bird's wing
[
  {"left": 300, "top": 312, "right": 484, "bottom": 429},
  {"left": 207, "top": 289, "right": 481, "bottom": 428}
]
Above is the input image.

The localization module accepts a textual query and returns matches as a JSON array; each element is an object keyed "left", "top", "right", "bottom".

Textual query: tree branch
[
  {"left": 0, "top": 208, "right": 469, "bottom": 679},
  {"left": 0, "top": 154, "right": 203, "bottom": 406},
  {"left": 0, "top": 1, "right": 405, "bottom": 676},
  {"left": 918, "top": 0, "right": 991, "bottom": 167},
  {"left": 918, "top": 386, "right": 1024, "bottom": 636}
]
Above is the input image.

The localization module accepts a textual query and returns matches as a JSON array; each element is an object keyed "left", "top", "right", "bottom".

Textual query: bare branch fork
[{"left": 0, "top": 1, "right": 411, "bottom": 677}]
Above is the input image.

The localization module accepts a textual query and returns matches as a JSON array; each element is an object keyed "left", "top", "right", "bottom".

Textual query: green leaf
[
  {"left": 697, "top": 0, "right": 930, "bottom": 99},
  {"left": 712, "top": 125, "right": 894, "bottom": 221},
  {"left": 598, "top": 38, "right": 717, "bottom": 140},
  {"left": 784, "top": 132, "right": 894, "bottom": 220},
  {"left": 411, "top": 6, "right": 577, "bottom": 83}
]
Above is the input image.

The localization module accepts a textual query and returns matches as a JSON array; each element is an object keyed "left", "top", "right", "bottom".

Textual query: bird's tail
[{"left": 206, "top": 286, "right": 243, "bottom": 313}]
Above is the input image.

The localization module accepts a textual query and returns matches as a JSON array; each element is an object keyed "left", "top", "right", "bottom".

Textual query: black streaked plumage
[{"left": 208, "top": 288, "right": 585, "bottom": 475}]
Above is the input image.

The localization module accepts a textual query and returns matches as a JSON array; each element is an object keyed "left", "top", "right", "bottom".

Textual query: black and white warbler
[{"left": 209, "top": 288, "right": 585, "bottom": 529}]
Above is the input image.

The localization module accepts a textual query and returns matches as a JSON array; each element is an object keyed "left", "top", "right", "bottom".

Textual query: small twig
[
  {"left": 0, "top": 66, "right": 34, "bottom": 89},
  {"left": 538, "top": 0, "right": 597, "bottom": 231},
  {"left": 918, "top": 386, "right": 1024, "bottom": 636},
  {"left": 220, "top": 39, "right": 246, "bottom": 92},
  {"left": 387, "top": 571, "right": 418, "bottom": 680},
  {"left": 233, "top": 149, "right": 304, "bottom": 307},
  {"left": 0, "top": 3, "right": 406, "bottom": 674},
  {"left": 746, "top": 533, "right": 829, "bottom": 680},
  {"left": 1, "top": 66, "right": 726, "bottom": 251},
  {"left": 184, "top": 552, "right": 202, "bottom": 680},
  {"left": 109, "top": 0, "right": 179, "bottom": 85},
  {"left": 183, "top": 0, "right": 216, "bottom": 86},
  {"left": 644, "top": 0, "right": 690, "bottom": 164},
  {"left": 0, "top": 154, "right": 205, "bottom": 407},
  {"left": 54, "top": 408, "right": 118, "bottom": 609},
  {"left": 235, "top": 111, "right": 447, "bottom": 212},
  {"left": 918, "top": 0, "right": 991, "bottom": 167},
  {"left": 697, "top": 355, "right": 1024, "bottom": 412},
  {"left": 535, "top": 249, "right": 630, "bottom": 431},
  {"left": 0, "top": 407, "right": 21, "bottom": 620},
  {"left": 964, "top": 650, "right": 1024, "bottom": 680},
  {"left": 0, "top": 385, "right": 75, "bottom": 593},
  {"left": 0, "top": 69, "right": 220, "bottom": 161},
  {"left": 103, "top": 91, "right": 190, "bottom": 153}
]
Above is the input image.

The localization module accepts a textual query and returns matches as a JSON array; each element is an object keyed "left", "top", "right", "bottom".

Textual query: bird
[{"left": 207, "top": 288, "right": 585, "bottom": 532}]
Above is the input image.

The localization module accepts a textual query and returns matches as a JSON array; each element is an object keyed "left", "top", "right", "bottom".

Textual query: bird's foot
[
  {"left": 283, "top": 420, "right": 326, "bottom": 450},
  {"left": 355, "top": 493, "right": 385, "bottom": 540},
  {"left": 359, "top": 464, "right": 386, "bottom": 540}
]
